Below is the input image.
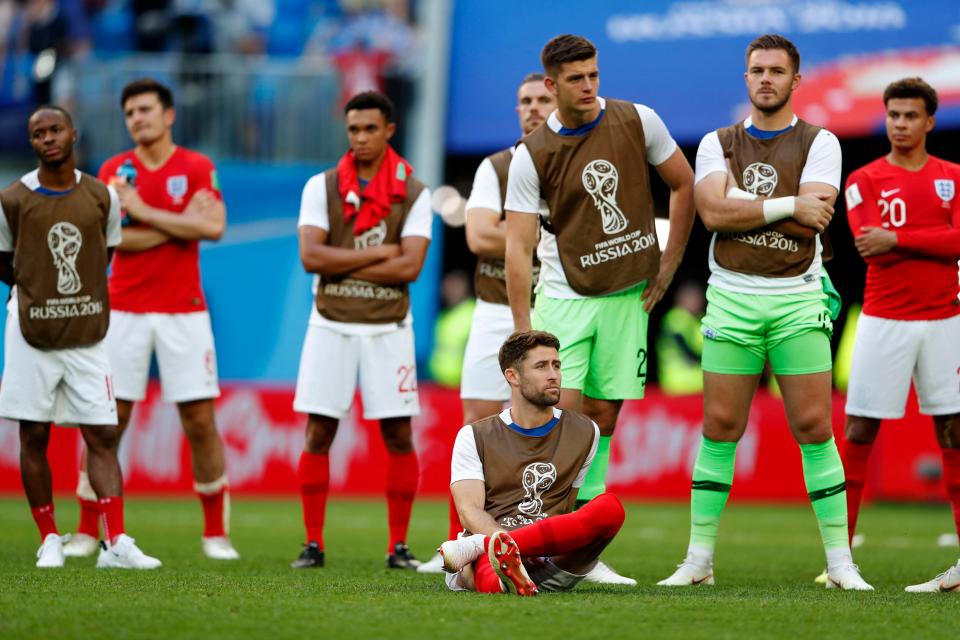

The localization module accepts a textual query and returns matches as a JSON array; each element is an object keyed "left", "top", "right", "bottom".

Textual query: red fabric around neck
[{"left": 336, "top": 145, "right": 412, "bottom": 236}]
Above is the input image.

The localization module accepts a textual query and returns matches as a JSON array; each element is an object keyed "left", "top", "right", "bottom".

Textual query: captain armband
[{"left": 761, "top": 196, "right": 795, "bottom": 224}]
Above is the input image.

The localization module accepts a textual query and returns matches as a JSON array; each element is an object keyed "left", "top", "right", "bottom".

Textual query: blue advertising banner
[{"left": 447, "top": 0, "right": 960, "bottom": 153}]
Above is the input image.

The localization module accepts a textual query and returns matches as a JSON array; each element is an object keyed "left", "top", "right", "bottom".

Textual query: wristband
[
  {"left": 762, "top": 196, "right": 795, "bottom": 224},
  {"left": 726, "top": 186, "right": 758, "bottom": 201}
]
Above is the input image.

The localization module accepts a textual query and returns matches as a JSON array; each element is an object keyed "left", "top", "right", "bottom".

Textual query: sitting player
[{"left": 437, "top": 331, "right": 626, "bottom": 595}]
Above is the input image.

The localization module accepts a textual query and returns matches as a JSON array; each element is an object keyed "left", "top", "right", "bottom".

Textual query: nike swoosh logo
[
  {"left": 821, "top": 485, "right": 846, "bottom": 498},
  {"left": 880, "top": 188, "right": 900, "bottom": 197},
  {"left": 691, "top": 574, "right": 712, "bottom": 585}
]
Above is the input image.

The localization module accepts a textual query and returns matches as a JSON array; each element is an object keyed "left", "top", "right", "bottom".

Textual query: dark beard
[
  {"left": 519, "top": 383, "right": 560, "bottom": 408},
  {"left": 750, "top": 91, "right": 791, "bottom": 115}
]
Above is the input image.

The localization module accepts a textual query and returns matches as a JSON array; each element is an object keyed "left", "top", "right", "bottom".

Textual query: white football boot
[
  {"left": 657, "top": 553, "right": 715, "bottom": 586},
  {"left": 202, "top": 536, "right": 240, "bottom": 560},
  {"left": 36, "top": 533, "right": 65, "bottom": 568},
  {"left": 583, "top": 559, "right": 637, "bottom": 586},
  {"left": 62, "top": 533, "right": 99, "bottom": 558},
  {"left": 416, "top": 552, "right": 446, "bottom": 574},
  {"left": 438, "top": 533, "right": 486, "bottom": 572},
  {"left": 96, "top": 534, "right": 162, "bottom": 569},
  {"left": 825, "top": 563, "right": 873, "bottom": 591},
  {"left": 816, "top": 535, "right": 864, "bottom": 583},
  {"left": 905, "top": 560, "right": 960, "bottom": 593}
]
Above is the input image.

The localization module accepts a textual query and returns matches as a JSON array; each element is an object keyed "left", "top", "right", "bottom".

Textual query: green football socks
[
  {"left": 576, "top": 435, "right": 611, "bottom": 503},
  {"left": 689, "top": 436, "right": 738, "bottom": 550},
  {"left": 800, "top": 437, "right": 849, "bottom": 552}
]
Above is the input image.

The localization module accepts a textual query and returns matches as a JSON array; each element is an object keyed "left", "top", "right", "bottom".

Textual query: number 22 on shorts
[
  {"left": 637, "top": 349, "right": 647, "bottom": 388},
  {"left": 397, "top": 365, "right": 418, "bottom": 393}
]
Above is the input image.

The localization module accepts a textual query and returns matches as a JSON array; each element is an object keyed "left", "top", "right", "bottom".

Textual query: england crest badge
[
  {"left": 934, "top": 179, "right": 955, "bottom": 202},
  {"left": 167, "top": 175, "right": 188, "bottom": 203}
]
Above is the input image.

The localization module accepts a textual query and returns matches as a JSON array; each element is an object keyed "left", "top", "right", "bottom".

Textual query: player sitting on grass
[{"left": 437, "top": 331, "right": 626, "bottom": 595}]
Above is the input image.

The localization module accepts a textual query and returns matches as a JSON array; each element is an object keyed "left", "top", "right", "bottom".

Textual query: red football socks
[
  {"left": 496, "top": 493, "right": 625, "bottom": 557},
  {"left": 386, "top": 451, "right": 419, "bottom": 551},
  {"left": 197, "top": 487, "right": 228, "bottom": 538},
  {"left": 941, "top": 448, "right": 960, "bottom": 537},
  {"left": 447, "top": 493, "right": 461, "bottom": 541},
  {"left": 77, "top": 498, "right": 100, "bottom": 538},
  {"left": 297, "top": 451, "right": 329, "bottom": 548},
  {"left": 473, "top": 554, "right": 505, "bottom": 593},
  {"left": 30, "top": 504, "right": 58, "bottom": 540},
  {"left": 840, "top": 439, "right": 874, "bottom": 543},
  {"left": 98, "top": 496, "right": 125, "bottom": 545}
]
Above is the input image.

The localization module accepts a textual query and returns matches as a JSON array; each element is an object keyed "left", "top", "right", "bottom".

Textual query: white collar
[
  {"left": 743, "top": 114, "right": 798, "bottom": 130},
  {"left": 499, "top": 406, "right": 563, "bottom": 426},
  {"left": 21, "top": 168, "right": 82, "bottom": 191}
]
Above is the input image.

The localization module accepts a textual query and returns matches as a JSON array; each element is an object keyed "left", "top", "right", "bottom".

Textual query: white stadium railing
[{"left": 71, "top": 54, "right": 346, "bottom": 164}]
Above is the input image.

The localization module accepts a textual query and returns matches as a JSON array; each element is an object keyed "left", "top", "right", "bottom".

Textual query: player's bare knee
[
  {"left": 582, "top": 397, "right": 622, "bottom": 435},
  {"left": 304, "top": 415, "right": 338, "bottom": 453},
  {"left": 702, "top": 409, "right": 744, "bottom": 442},
  {"left": 379, "top": 417, "right": 414, "bottom": 453},
  {"left": 177, "top": 400, "right": 216, "bottom": 431},
  {"left": 791, "top": 416, "right": 833, "bottom": 445},
  {"left": 934, "top": 413, "right": 960, "bottom": 449},
  {"left": 18, "top": 422, "right": 50, "bottom": 453},
  {"left": 115, "top": 400, "right": 134, "bottom": 431},
  {"left": 845, "top": 416, "right": 880, "bottom": 445},
  {"left": 82, "top": 425, "right": 120, "bottom": 453}
]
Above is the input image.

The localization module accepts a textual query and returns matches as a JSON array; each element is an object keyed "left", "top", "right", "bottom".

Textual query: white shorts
[
  {"left": 106, "top": 311, "right": 220, "bottom": 403},
  {"left": 460, "top": 299, "right": 513, "bottom": 401},
  {"left": 846, "top": 313, "right": 960, "bottom": 419},
  {"left": 0, "top": 313, "right": 117, "bottom": 426},
  {"left": 294, "top": 323, "right": 420, "bottom": 420}
]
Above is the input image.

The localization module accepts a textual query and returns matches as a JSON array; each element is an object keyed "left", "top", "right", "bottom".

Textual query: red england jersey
[
  {"left": 844, "top": 155, "right": 960, "bottom": 320},
  {"left": 100, "top": 147, "right": 221, "bottom": 313}
]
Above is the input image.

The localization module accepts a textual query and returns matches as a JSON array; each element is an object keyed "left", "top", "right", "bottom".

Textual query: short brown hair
[
  {"left": 520, "top": 72, "right": 545, "bottom": 88},
  {"left": 121, "top": 78, "right": 174, "bottom": 110},
  {"left": 498, "top": 331, "right": 561, "bottom": 373},
  {"left": 884, "top": 77, "right": 938, "bottom": 116},
  {"left": 746, "top": 34, "right": 800, "bottom": 73},
  {"left": 541, "top": 34, "right": 597, "bottom": 75}
]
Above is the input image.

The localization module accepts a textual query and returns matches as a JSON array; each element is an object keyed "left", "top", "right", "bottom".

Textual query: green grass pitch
[{"left": 0, "top": 497, "right": 956, "bottom": 639}]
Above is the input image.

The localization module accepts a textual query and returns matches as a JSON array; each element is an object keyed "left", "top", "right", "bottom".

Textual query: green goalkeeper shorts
[
  {"left": 701, "top": 286, "right": 833, "bottom": 376},
  {"left": 532, "top": 283, "right": 649, "bottom": 400}
]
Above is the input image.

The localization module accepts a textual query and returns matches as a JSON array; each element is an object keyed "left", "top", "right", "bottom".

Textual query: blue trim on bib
[
  {"left": 34, "top": 186, "right": 75, "bottom": 196},
  {"left": 506, "top": 416, "right": 560, "bottom": 437},
  {"left": 558, "top": 109, "right": 605, "bottom": 136},
  {"left": 745, "top": 123, "right": 793, "bottom": 139}
]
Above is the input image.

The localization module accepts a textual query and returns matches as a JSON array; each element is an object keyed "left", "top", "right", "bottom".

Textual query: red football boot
[{"left": 488, "top": 531, "right": 537, "bottom": 597}]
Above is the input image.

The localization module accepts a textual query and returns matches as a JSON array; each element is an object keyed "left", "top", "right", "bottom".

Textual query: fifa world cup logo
[
  {"left": 582, "top": 159, "right": 628, "bottom": 235},
  {"left": 742, "top": 162, "right": 778, "bottom": 196},
  {"left": 47, "top": 222, "right": 83, "bottom": 295},
  {"left": 517, "top": 462, "right": 557, "bottom": 518},
  {"left": 353, "top": 220, "right": 387, "bottom": 249}
]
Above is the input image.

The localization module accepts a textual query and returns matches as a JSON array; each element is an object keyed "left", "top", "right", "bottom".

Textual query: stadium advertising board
[
  {"left": 0, "top": 384, "right": 944, "bottom": 503},
  {"left": 447, "top": 0, "right": 960, "bottom": 153}
]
